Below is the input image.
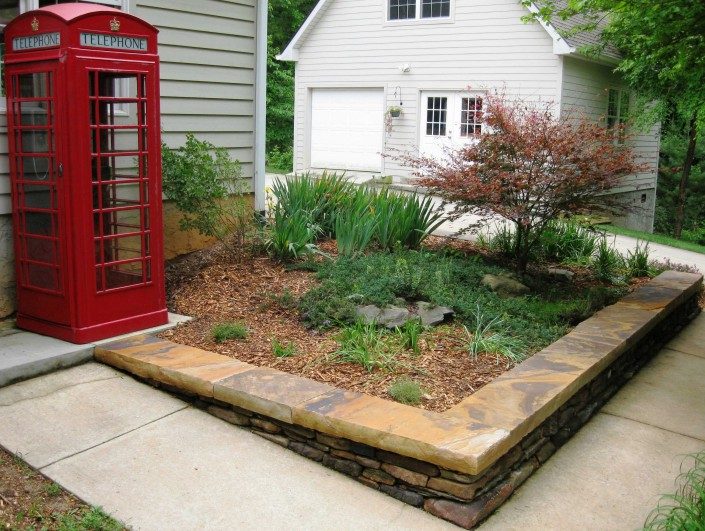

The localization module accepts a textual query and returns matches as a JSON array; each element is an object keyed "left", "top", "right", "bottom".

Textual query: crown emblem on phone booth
[
  {"left": 31, "top": 17, "right": 39, "bottom": 31},
  {"left": 110, "top": 17, "right": 120, "bottom": 32}
]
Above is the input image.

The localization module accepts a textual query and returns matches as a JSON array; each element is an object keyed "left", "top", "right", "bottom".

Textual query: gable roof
[
  {"left": 277, "top": 0, "right": 619, "bottom": 63},
  {"left": 549, "top": 0, "right": 620, "bottom": 60}
]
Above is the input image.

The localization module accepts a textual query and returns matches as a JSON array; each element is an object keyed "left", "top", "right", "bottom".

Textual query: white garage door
[{"left": 310, "top": 88, "right": 384, "bottom": 172}]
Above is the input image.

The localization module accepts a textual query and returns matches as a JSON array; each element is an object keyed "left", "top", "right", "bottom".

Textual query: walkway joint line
[
  {"left": 0, "top": 376, "right": 123, "bottom": 407},
  {"left": 38, "top": 405, "right": 191, "bottom": 471},
  {"left": 598, "top": 412, "right": 705, "bottom": 443}
]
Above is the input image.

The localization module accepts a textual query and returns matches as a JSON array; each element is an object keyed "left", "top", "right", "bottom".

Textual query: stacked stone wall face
[{"left": 137, "top": 293, "right": 700, "bottom": 529}]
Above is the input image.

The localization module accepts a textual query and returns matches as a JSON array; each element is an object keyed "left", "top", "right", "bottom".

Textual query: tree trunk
[{"left": 674, "top": 114, "right": 698, "bottom": 239}]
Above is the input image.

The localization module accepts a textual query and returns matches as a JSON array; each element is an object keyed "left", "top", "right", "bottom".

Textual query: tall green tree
[
  {"left": 266, "top": 0, "right": 317, "bottom": 167},
  {"left": 527, "top": 0, "right": 705, "bottom": 237}
]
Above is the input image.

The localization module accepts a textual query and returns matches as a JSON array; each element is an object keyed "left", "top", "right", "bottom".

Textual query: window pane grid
[
  {"left": 426, "top": 97, "right": 447, "bottom": 136},
  {"left": 421, "top": 0, "right": 450, "bottom": 18},
  {"left": 389, "top": 0, "right": 415, "bottom": 20},
  {"left": 460, "top": 97, "right": 483, "bottom": 136}
]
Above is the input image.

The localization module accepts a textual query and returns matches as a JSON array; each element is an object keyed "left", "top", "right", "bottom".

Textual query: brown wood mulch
[{"left": 162, "top": 240, "right": 512, "bottom": 413}]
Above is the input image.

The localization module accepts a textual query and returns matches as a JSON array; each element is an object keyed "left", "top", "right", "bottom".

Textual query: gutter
[{"left": 254, "top": 0, "right": 268, "bottom": 212}]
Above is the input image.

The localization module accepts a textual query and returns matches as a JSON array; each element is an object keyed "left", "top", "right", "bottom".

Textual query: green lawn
[{"left": 598, "top": 224, "right": 705, "bottom": 255}]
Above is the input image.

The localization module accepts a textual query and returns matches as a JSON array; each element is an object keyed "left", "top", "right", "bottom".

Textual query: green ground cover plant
[
  {"left": 272, "top": 339, "right": 298, "bottom": 358},
  {"left": 212, "top": 322, "right": 248, "bottom": 342},
  {"left": 299, "top": 248, "right": 626, "bottom": 353},
  {"left": 388, "top": 378, "right": 425, "bottom": 405}
]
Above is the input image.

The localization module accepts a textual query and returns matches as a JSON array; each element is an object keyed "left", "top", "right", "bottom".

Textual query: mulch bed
[{"left": 162, "top": 239, "right": 519, "bottom": 412}]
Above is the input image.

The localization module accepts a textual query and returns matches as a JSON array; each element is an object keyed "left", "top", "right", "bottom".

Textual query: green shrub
[
  {"left": 539, "top": 220, "right": 599, "bottom": 263},
  {"left": 643, "top": 451, "right": 705, "bottom": 530},
  {"left": 299, "top": 284, "right": 359, "bottom": 329},
  {"left": 212, "top": 322, "right": 248, "bottom": 342},
  {"left": 332, "top": 322, "right": 397, "bottom": 371},
  {"left": 396, "top": 319, "right": 423, "bottom": 354},
  {"left": 162, "top": 133, "right": 246, "bottom": 239},
  {"left": 272, "top": 339, "right": 297, "bottom": 358},
  {"left": 266, "top": 146, "right": 293, "bottom": 173},
  {"left": 266, "top": 208, "right": 320, "bottom": 261},
  {"left": 626, "top": 240, "right": 653, "bottom": 278},
  {"left": 388, "top": 378, "right": 424, "bottom": 405}
]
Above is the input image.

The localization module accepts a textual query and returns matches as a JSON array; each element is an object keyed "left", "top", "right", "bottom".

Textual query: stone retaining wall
[{"left": 134, "top": 292, "right": 700, "bottom": 529}]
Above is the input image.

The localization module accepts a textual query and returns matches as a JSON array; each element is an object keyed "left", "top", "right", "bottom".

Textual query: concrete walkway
[
  {"left": 0, "top": 362, "right": 453, "bottom": 530},
  {"left": 481, "top": 312, "right": 705, "bottom": 530}
]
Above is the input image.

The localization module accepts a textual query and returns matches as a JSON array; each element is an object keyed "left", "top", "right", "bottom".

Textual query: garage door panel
[{"left": 310, "top": 88, "right": 383, "bottom": 172}]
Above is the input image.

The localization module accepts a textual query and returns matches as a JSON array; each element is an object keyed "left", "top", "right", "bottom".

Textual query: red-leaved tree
[{"left": 400, "top": 93, "right": 645, "bottom": 273}]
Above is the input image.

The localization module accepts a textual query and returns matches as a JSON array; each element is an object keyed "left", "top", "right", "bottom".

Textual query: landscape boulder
[{"left": 481, "top": 274, "right": 530, "bottom": 297}]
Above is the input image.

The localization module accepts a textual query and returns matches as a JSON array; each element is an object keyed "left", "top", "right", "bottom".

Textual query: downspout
[{"left": 254, "top": 0, "right": 268, "bottom": 212}]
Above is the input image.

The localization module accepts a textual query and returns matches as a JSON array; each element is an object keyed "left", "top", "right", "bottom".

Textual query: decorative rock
[
  {"left": 378, "top": 306, "right": 411, "bottom": 328},
  {"left": 377, "top": 450, "right": 440, "bottom": 477},
  {"left": 379, "top": 484, "right": 424, "bottom": 507},
  {"left": 206, "top": 405, "right": 251, "bottom": 426},
  {"left": 355, "top": 304, "right": 382, "bottom": 325},
  {"left": 548, "top": 267, "right": 575, "bottom": 283},
  {"left": 250, "top": 418, "right": 281, "bottom": 434},
  {"left": 481, "top": 274, "right": 530, "bottom": 297},
  {"left": 381, "top": 463, "right": 428, "bottom": 487},
  {"left": 289, "top": 441, "right": 325, "bottom": 462},
  {"left": 322, "top": 455, "right": 363, "bottom": 477},
  {"left": 362, "top": 467, "right": 396, "bottom": 486},
  {"left": 416, "top": 302, "right": 454, "bottom": 327},
  {"left": 252, "top": 431, "right": 289, "bottom": 447},
  {"left": 427, "top": 477, "right": 481, "bottom": 500}
]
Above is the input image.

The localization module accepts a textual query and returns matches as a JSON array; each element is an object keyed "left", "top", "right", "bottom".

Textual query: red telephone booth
[{"left": 4, "top": 4, "right": 167, "bottom": 343}]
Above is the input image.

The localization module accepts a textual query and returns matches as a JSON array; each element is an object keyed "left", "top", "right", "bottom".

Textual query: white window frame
[
  {"left": 1, "top": 0, "right": 130, "bottom": 112},
  {"left": 606, "top": 87, "right": 629, "bottom": 145},
  {"left": 386, "top": 0, "right": 453, "bottom": 23}
]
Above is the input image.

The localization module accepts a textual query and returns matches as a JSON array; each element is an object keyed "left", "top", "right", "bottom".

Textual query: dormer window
[{"left": 389, "top": 0, "right": 450, "bottom": 20}]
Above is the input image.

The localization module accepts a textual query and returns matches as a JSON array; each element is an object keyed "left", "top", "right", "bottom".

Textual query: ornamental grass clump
[
  {"left": 332, "top": 321, "right": 397, "bottom": 371},
  {"left": 388, "top": 377, "right": 425, "bottom": 405},
  {"left": 644, "top": 451, "right": 705, "bottom": 530},
  {"left": 371, "top": 189, "right": 444, "bottom": 251},
  {"left": 463, "top": 306, "right": 526, "bottom": 364},
  {"left": 212, "top": 322, "right": 248, "bottom": 342},
  {"left": 266, "top": 208, "right": 320, "bottom": 261}
]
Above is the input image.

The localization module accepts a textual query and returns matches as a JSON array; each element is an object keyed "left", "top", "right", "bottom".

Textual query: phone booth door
[
  {"left": 74, "top": 59, "right": 164, "bottom": 325},
  {"left": 6, "top": 62, "right": 71, "bottom": 325}
]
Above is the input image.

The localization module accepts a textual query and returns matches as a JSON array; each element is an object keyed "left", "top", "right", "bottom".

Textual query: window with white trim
[
  {"left": 389, "top": 0, "right": 449, "bottom": 20},
  {"left": 607, "top": 88, "right": 629, "bottom": 144},
  {"left": 460, "top": 96, "right": 482, "bottom": 136}
]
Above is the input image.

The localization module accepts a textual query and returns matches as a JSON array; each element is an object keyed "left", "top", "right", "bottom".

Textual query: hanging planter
[{"left": 388, "top": 106, "right": 402, "bottom": 118}]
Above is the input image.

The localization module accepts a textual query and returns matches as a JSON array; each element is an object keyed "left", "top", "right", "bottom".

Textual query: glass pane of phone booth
[
  {"left": 9, "top": 71, "right": 61, "bottom": 293},
  {"left": 89, "top": 71, "right": 151, "bottom": 292}
]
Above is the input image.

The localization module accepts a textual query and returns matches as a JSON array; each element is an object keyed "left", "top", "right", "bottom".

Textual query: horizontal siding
[
  {"left": 292, "top": 0, "right": 561, "bottom": 177},
  {"left": 560, "top": 57, "right": 659, "bottom": 192}
]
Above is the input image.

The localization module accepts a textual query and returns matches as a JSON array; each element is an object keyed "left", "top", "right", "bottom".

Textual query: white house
[
  {"left": 278, "top": 0, "right": 659, "bottom": 232},
  {"left": 0, "top": 0, "right": 267, "bottom": 318}
]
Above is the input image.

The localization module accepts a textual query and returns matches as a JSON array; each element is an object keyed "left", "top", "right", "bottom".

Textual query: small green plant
[
  {"left": 58, "top": 506, "right": 124, "bottom": 531},
  {"left": 626, "top": 240, "right": 653, "bottom": 278},
  {"left": 388, "top": 377, "right": 424, "bottom": 405},
  {"left": 45, "top": 482, "right": 62, "bottom": 497},
  {"left": 396, "top": 319, "right": 423, "bottom": 354},
  {"left": 266, "top": 208, "right": 320, "bottom": 261},
  {"left": 643, "top": 451, "right": 705, "bottom": 530},
  {"left": 463, "top": 307, "right": 525, "bottom": 363},
  {"left": 162, "top": 133, "right": 246, "bottom": 239},
  {"left": 272, "top": 339, "right": 297, "bottom": 358},
  {"left": 592, "top": 236, "right": 624, "bottom": 282},
  {"left": 333, "top": 322, "right": 397, "bottom": 371},
  {"left": 212, "top": 322, "right": 248, "bottom": 342}
]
